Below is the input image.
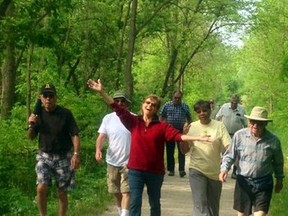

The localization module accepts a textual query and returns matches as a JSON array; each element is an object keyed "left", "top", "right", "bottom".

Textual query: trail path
[{"left": 99, "top": 157, "right": 235, "bottom": 216}]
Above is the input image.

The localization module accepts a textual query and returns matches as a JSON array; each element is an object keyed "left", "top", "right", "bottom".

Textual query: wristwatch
[{"left": 27, "top": 123, "right": 35, "bottom": 130}]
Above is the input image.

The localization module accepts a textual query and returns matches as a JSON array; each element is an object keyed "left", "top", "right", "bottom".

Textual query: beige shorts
[{"left": 107, "top": 164, "right": 129, "bottom": 194}]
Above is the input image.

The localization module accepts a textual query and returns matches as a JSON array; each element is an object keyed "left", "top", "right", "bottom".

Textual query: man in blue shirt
[
  {"left": 160, "top": 90, "right": 192, "bottom": 177},
  {"left": 219, "top": 106, "right": 284, "bottom": 216}
]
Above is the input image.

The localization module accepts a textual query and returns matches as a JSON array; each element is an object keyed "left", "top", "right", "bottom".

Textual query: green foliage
[
  {"left": 267, "top": 126, "right": 288, "bottom": 216},
  {"left": 0, "top": 101, "right": 111, "bottom": 215},
  {"left": 0, "top": 130, "right": 111, "bottom": 215},
  {"left": 281, "top": 55, "right": 288, "bottom": 78},
  {"left": 270, "top": 180, "right": 288, "bottom": 216},
  {"left": 0, "top": 188, "right": 37, "bottom": 216},
  {"left": 0, "top": 108, "right": 35, "bottom": 154},
  {"left": 60, "top": 92, "right": 109, "bottom": 139},
  {"left": 133, "top": 37, "right": 167, "bottom": 96},
  {"left": 1, "top": 0, "right": 288, "bottom": 215},
  {"left": 67, "top": 145, "right": 113, "bottom": 216}
]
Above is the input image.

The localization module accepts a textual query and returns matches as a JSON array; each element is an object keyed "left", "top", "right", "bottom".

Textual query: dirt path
[{"left": 99, "top": 158, "right": 235, "bottom": 216}]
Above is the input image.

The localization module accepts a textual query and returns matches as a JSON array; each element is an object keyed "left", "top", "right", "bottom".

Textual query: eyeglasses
[
  {"left": 43, "top": 93, "right": 55, "bottom": 99},
  {"left": 249, "top": 120, "right": 266, "bottom": 126},
  {"left": 144, "top": 100, "right": 157, "bottom": 108},
  {"left": 114, "top": 99, "right": 126, "bottom": 103}
]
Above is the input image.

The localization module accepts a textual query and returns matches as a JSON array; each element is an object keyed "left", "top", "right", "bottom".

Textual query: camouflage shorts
[{"left": 35, "top": 151, "right": 75, "bottom": 191}]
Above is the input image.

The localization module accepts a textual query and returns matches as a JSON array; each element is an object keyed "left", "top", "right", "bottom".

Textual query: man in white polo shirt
[{"left": 216, "top": 94, "right": 246, "bottom": 178}]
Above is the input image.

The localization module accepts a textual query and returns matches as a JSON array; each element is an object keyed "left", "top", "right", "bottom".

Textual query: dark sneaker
[
  {"left": 179, "top": 171, "right": 186, "bottom": 178},
  {"left": 231, "top": 173, "right": 237, "bottom": 179},
  {"left": 168, "top": 171, "right": 175, "bottom": 176}
]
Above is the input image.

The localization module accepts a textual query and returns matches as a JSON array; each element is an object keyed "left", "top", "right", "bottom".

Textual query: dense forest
[{"left": 0, "top": 0, "right": 287, "bottom": 215}]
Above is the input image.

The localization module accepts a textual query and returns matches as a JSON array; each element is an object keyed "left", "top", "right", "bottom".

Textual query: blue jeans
[{"left": 128, "top": 169, "right": 164, "bottom": 216}]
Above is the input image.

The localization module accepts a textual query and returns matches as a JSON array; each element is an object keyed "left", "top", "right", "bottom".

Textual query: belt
[
  {"left": 244, "top": 174, "right": 272, "bottom": 181},
  {"left": 38, "top": 151, "right": 71, "bottom": 158}
]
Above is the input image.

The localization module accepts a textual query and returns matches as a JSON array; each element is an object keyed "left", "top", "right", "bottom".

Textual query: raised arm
[
  {"left": 181, "top": 134, "right": 213, "bottom": 142},
  {"left": 179, "top": 134, "right": 213, "bottom": 155},
  {"left": 87, "top": 79, "right": 114, "bottom": 105}
]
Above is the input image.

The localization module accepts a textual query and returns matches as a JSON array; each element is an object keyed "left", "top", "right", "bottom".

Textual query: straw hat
[{"left": 244, "top": 106, "right": 272, "bottom": 122}]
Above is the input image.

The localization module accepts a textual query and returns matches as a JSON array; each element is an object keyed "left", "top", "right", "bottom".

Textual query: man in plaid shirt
[{"left": 160, "top": 90, "right": 192, "bottom": 177}]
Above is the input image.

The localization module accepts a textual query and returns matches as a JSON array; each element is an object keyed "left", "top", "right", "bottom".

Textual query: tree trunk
[
  {"left": 0, "top": 0, "right": 12, "bottom": 19},
  {"left": 26, "top": 44, "right": 34, "bottom": 119},
  {"left": 115, "top": 0, "right": 130, "bottom": 89},
  {"left": 1, "top": 41, "right": 16, "bottom": 119},
  {"left": 65, "top": 57, "right": 81, "bottom": 95},
  {"left": 161, "top": 48, "right": 178, "bottom": 98},
  {"left": 124, "top": 0, "right": 137, "bottom": 97},
  {"left": 1, "top": 2, "right": 16, "bottom": 119}
]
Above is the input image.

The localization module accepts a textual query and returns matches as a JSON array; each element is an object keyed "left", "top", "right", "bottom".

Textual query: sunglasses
[
  {"left": 249, "top": 120, "right": 266, "bottom": 126},
  {"left": 114, "top": 98, "right": 126, "bottom": 103},
  {"left": 43, "top": 93, "right": 55, "bottom": 99},
  {"left": 144, "top": 100, "right": 157, "bottom": 108}
]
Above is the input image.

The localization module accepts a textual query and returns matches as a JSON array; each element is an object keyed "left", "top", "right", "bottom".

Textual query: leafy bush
[
  {"left": 0, "top": 108, "right": 112, "bottom": 216},
  {"left": 0, "top": 188, "right": 37, "bottom": 216}
]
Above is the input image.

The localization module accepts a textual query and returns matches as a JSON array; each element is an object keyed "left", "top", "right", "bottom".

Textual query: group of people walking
[{"left": 27, "top": 80, "right": 284, "bottom": 216}]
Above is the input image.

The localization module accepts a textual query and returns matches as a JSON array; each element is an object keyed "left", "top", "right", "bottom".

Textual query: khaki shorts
[{"left": 107, "top": 164, "right": 129, "bottom": 194}]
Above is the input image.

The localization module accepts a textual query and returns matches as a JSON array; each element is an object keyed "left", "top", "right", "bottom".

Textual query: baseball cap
[{"left": 40, "top": 83, "right": 57, "bottom": 95}]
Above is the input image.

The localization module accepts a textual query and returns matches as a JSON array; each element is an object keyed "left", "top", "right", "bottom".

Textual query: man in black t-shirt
[{"left": 28, "top": 83, "right": 80, "bottom": 216}]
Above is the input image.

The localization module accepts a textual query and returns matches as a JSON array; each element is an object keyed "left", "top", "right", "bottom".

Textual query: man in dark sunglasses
[
  {"left": 27, "top": 83, "right": 80, "bottom": 216},
  {"left": 219, "top": 106, "right": 284, "bottom": 216}
]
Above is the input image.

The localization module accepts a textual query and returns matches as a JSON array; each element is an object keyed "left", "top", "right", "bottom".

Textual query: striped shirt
[
  {"left": 159, "top": 101, "right": 192, "bottom": 130},
  {"left": 221, "top": 128, "right": 284, "bottom": 179}
]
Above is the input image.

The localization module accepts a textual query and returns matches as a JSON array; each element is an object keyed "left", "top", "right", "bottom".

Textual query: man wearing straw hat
[{"left": 219, "top": 106, "right": 284, "bottom": 216}]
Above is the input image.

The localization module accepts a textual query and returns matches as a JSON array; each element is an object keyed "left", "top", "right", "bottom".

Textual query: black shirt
[{"left": 34, "top": 105, "right": 79, "bottom": 154}]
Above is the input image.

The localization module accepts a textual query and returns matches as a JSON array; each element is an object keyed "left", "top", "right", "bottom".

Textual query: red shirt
[{"left": 111, "top": 103, "right": 182, "bottom": 175}]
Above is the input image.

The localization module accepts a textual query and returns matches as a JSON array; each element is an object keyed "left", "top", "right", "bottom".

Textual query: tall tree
[
  {"left": 124, "top": 0, "right": 137, "bottom": 96},
  {"left": 1, "top": 1, "right": 16, "bottom": 119},
  {"left": 238, "top": 0, "right": 288, "bottom": 113},
  {"left": 159, "top": 0, "right": 251, "bottom": 97}
]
